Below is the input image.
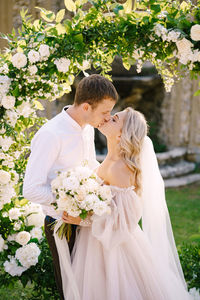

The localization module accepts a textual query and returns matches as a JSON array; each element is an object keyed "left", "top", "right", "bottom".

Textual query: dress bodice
[{"left": 91, "top": 183, "right": 143, "bottom": 250}]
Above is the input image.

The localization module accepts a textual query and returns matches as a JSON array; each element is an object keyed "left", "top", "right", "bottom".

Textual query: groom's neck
[{"left": 66, "top": 105, "right": 86, "bottom": 127}]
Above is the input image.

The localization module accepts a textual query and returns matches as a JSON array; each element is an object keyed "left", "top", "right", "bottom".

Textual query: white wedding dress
[{"left": 63, "top": 184, "right": 192, "bottom": 300}]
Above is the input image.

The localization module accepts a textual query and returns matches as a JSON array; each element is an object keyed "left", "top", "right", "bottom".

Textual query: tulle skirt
[{"left": 64, "top": 224, "right": 191, "bottom": 300}]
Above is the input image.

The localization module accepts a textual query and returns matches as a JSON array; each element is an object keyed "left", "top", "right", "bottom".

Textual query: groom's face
[{"left": 87, "top": 99, "right": 116, "bottom": 128}]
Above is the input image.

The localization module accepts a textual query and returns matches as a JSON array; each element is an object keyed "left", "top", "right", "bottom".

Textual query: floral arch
[{"left": 0, "top": 0, "right": 200, "bottom": 296}]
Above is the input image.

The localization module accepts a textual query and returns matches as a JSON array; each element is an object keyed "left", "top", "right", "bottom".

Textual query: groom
[{"left": 23, "top": 74, "right": 118, "bottom": 300}]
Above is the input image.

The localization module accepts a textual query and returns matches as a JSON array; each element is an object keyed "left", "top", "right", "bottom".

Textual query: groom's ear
[{"left": 82, "top": 103, "right": 90, "bottom": 112}]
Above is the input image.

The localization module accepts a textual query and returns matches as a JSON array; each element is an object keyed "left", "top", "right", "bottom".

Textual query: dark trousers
[{"left": 44, "top": 216, "right": 77, "bottom": 300}]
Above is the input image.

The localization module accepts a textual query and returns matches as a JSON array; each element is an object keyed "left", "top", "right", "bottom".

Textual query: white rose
[
  {"left": 76, "top": 185, "right": 88, "bottom": 202},
  {"left": 16, "top": 231, "right": 31, "bottom": 246},
  {"left": 67, "top": 205, "right": 81, "bottom": 217},
  {"left": 0, "top": 185, "right": 16, "bottom": 205},
  {"left": 11, "top": 53, "right": 27, "bottom": 69},
  {"left": 54, "top": 58, "right": 71, "bottom": 73},
  {"left": 0, "top": 169, "right": 11, "bottom": 184},
  {"left": 26, "top": 210, "right": 45, "bottom": 227},
  {"left": 99, "top": 185, "right": 112, "bottom": 201},
  {"left": 0, "top": 75, "right": 11, "bottom": 85},
  {"left": 154, "top": 23, "right": 167, "bottom": 38},
  {"left": 84, "top": 178, "right": 99, "bottom": 193},
  {"left": 7, "top": 234, "right": 17, "bottom": 241},
  {"left": 77, "top": 60, "right": 90, "bottom": 71},
  {"left": 28, "top": 50, "right": 40, "bottom": 63},
  {"left": 84, "top": 194, "right": 100, "bottom": 210},
  {"left": 0, "top": 63, "right": 9, "bottom": 74},
  {"left": 176, "top": 38, "right": 193, "bottom": 55},
  {"left": 2, "top": 211, "right": 8, "bottom": 218},
  {"left": 1, "top": 95, "right": 15, "bottom": 109},
  {"left": 4, "top": 257, "right": 27, "bottom": 276},
  {"left": 30, "top": 227, "right": 43, "bottom": 241},
  {"left": 39, "top": 44, "right": 50, "bottom": 58},
  {"left": 62, "top": 176, "right": 80, "bottom": 191},
  {"left": 28, "top": 65, "right": 38, "bottom": 75},
  {"left": 5, "top": 110, "right": 18, "bottom": 127},
  {"left": 0, "top": 127, "right": 6, "bottom": 134},
  {"left": 13, "top": 220, "right": 23, "bottom": 231},
  {"left": 16, "top": 101, "right": 34, "bottom": 118},
  {"left": 0, "top": 136, "right": 14, "bottom": 151},
  {"left": 0, "top": 152, "right": 5, "bottom": 160},
  {"left": 2, "top": 159, "right": 14, "bottom": 168},
  {"left": 190, "top": 24, "right": 200, "bottom": 41},
  {"left": 167, "top": 30, "right": 181, "bottom": 43},
  {"left": 0, "top": 235, "right": 5, "bottom": 252},
  {"left": 188, "top": 49, "right": 200, "bottom": 62},
  {"left": 57, "top": 195, "right": 73, "bottom": 211},
  {"left": 9, "top": 207, "right": 21, "bottom": 220},
  {"left": 74, "top": 166, "right": 92, "bottom": 181},
  {"left": 15, "top": 242, "right": 41, "bottom": 268}
]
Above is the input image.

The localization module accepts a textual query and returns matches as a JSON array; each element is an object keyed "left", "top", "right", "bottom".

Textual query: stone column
[{"left": 160, "top": 76, "right": 200, "bottom": 162}]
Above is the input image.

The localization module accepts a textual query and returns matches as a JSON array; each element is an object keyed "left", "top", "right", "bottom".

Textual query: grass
[
  {"left": 0, "top": 281, "right": 33, "bottom": 300},
  {"left": 166, "top": 183, "right": 200, "bottom": 246},
  {"left": 0, "top": 183, "right": 199, "bottom": 298}
]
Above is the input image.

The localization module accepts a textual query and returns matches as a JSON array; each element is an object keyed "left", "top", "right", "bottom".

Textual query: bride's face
[{"left": 98, "top": 110, "right": 127, "bottom": 139}]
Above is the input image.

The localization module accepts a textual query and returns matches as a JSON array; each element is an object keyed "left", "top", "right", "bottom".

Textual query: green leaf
[
  {"left": 74, "top": 33, "right": 83, "bottom": 43},
  {"left": 33, "top": 19, "right": 40, "bottom": 30},
  {"left": 150, "top": 4, "right": 161, "bottom": 14},
  {"left": 194, "top": 89, "right": 200, "bottom": 96},
  {"left": 123, "top": 0, "right": 133, "bottom": 14},
  {"left": 35, "top": 7, "right": 55, "bottom": 22},
  {"left": 180, "top": 1, "right": 190, "bottom": 11},
  {"left": 12, "top": 86, "right": 20, "bottom": 97},
  {"left": 55, "top": 23, "right": 66, "bottom": 35},
  {"left": 123, "top": 61, "right": 131, "bottom": 70},
  {"left": 34, "top": 100, "right": 44, "bottom": 110},
  {"left": 55, "top": 9, "right": 65, "bottom": 23},
  {"left": 75, "top": 0, "right": 88, "bottom": 7},
  {"left": 64, "top": 0, "right": 76, "bottom": 13}
]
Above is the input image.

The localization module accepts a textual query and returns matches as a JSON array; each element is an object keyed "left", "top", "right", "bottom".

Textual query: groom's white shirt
[{"left": 23, "top": 106, "right": 99, "bottom": 219}]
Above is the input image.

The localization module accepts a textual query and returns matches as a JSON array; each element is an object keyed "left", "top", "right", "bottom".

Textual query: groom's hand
[{"left": 62, "top": 211, "right": 81, "bottom": 225}]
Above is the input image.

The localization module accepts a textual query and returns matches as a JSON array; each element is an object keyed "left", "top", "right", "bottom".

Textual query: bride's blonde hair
[{"left": 119, "top": 107, "right": 148, "bottom": 194}]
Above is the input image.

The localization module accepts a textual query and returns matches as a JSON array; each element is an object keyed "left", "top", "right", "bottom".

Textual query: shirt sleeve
[
  {"left": 87, "top": 127, "right": 100, "bottom": 170},
  {"left": 23, "top": 129, "right": 60, "bottom": 205}
]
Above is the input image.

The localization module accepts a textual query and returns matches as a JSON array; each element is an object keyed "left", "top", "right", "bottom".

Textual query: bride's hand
[{"left": 62, "top": 211, "right": 81, "bottom": 225}]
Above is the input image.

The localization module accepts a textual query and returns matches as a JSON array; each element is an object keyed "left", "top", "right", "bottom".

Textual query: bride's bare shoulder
[{"left": 108, "top": 160, "right": 133, "bottom": 188}]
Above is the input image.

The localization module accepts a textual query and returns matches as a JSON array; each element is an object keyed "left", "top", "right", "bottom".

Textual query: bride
[{"left": 58, "top": 107, "right": 192, "bottom": 300}]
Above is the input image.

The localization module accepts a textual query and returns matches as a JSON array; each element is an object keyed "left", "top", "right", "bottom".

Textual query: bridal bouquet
[{"left": 51, "top": 165, "right": 112, "bottom": 240}]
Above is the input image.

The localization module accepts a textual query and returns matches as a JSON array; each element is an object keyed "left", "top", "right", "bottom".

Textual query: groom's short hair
[{"left": 74, "top": 74, "right": 118, "bottom": 108}]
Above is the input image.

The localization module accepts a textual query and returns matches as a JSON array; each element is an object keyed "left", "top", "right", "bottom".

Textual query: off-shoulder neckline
[
  {"left": 96, "top": 173, "right": 135, "bottom": 191},
  {"left": 107, "top": 185, "right": 135, "bottom": 191}
]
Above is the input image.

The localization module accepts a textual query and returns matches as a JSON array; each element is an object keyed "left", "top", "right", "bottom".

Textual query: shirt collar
[{"left": 61, "top": 105, "right": 85, "bottom": 132}]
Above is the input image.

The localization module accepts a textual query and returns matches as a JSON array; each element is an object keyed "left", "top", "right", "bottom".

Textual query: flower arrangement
[
  {"left": 0, "top": 0, "right": 200, "bottom": 292},
  {"left": 51, "top": 164, "right": 112, "bottom": 239},
  {"left": 0, "top": 202, "right": 44, "bottom": 276}
]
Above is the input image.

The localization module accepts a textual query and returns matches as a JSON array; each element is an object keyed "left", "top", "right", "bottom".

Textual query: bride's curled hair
[{"left": 119, "top": 107, "right": 148, "bottom": 194}]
